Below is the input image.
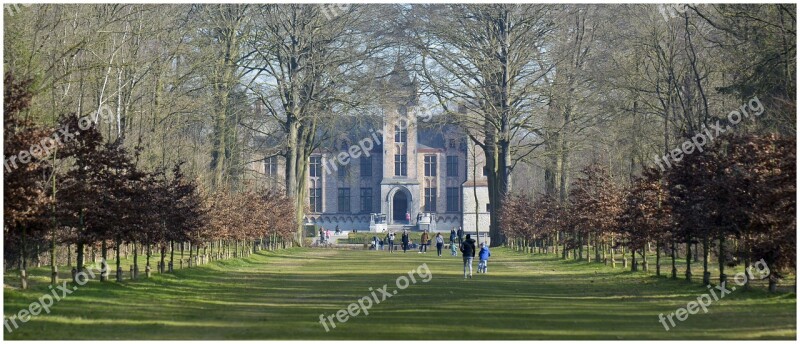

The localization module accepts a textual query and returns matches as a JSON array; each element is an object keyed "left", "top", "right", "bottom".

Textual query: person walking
[
  {"left": 478, "top": 242, "right": 491, "bottom": 273},
  {"left": 419, "top": 230, "right": 430, "bottom": 253},
  {"left": 401, "top": 230, "right": 410, "bottom": 253},
  {"left": 449, "top": 228, "right": 457, "bottom": 244},
  {"left": 388, "top": 232, "right": 396, "bottom": 253},
  {"left": 435, "top": 233, "right": 444, "bottom": 256},
  {"left": 405, "top": 212, "right": 411, "bottom": 224},
  {"left": 460, "top": 234, "right": 477, "bottom": 279},
  {"left": 319, "top": 228, "right": 325, "bottom": 244},
  {"left": 457, "top": 227, "right": 464, "bottom": 245}
]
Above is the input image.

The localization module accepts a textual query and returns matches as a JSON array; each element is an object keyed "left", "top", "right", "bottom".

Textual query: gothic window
[
  {"left": 338, "top": 188, "right": 351, "bottom": 213},
  {"left": 446, "top": 187, "right": 459, "bottom": 212},
  {"left": 394, "top": 154, "right": 407, "bottom": 176},
  {"left": 360, "top": 188, "right": 373, "bottom": 213},
  {"left": 309, "top": 156, "right": 322, "bottom": 177},
  {"left": 394, "top": 125, "right": 407, "bottom": 144},
  {"left": 264, "top": 156, "right": 277, "bottom": 176},
  {"left": 446, "top": 156, "right": 458, "bottom": 177},
  {"left": 360, "top": 156, "right": 372, "bottom": 177},
  {"left": 309, "top": 186, "right": 322, "bottom": 213},
  {"left": 424, "top": 187, "right": 437, "bottom": 212},
  {"left": 424, "top": 155, "right": 437, "bottom": 177}
]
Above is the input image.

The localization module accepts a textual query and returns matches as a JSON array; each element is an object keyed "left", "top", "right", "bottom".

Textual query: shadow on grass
[{"left": 4, "top": 247, "right": 795, "bottom": 340}]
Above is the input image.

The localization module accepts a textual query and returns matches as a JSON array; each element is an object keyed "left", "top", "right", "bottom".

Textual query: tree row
[{"left": 501, "top": 133, "right": 795, "bottom": 291}]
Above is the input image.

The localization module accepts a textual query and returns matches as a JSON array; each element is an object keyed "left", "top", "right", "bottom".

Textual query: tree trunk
[
  {"left": 132, "top": 240, "right": 138, "bottom": 279},
  {"left": 160, "top": 245, "right": 166, "bottom": 273},
  {"left": 100, "top": 240, "right": 108, "bottom": 282},
  {"left": 76, "top": 211, "right": 85, "bottom": 276},
  {"left": 671, "top": 239, "right": 677, "bottom": 279},
  {"left": 743, "top": 257, "right": 751, "bottom": 290},
  {"left": 655, "top": 240, "right": 661, "bottom": 276},
  {"left": 642, "top": 248, "right": 648, "bottom": 272},
  {"left": 19, "top": 224, "right": 28, "bottom": 289},
  {"left": 595, "top": 234, "right": 601, "bottom": 262},
  {"left": 115, "top": 237, "right": 122, "bottom": 282},
  {"left": 768, "top": 274, "right": 778, "bottom": 292},
  {"left": 685, "top": 239, "right": 692, "bottom": 282},
  {"left": 76, "top": 242, "right": 84, "bottom": 277},
  {"left": 702, "top": 236, "right": 710, "bottom": 285},
  {"left": 610, "top": 236, "right": 616, "bottom": 268},
  {"left": 718, "top": 235, "right": 727, "bottom": 284}
]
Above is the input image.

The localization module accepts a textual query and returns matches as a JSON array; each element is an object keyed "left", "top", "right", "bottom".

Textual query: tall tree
[{"left": 412, "top": 4, "right": 555, "bottom": 245}]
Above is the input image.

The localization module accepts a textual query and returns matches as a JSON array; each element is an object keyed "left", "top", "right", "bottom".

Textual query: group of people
[
  {"left": 318, "top": 228, "right": 332, "bottom": 244},
  {"left": 318, "top": 226, "right": 356, "bottom": 244},
  {"left": 373, "top": 227, "right": 491, "bottom": 278}
]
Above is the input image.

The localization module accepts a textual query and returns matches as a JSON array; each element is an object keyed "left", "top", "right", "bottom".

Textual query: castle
[{"left": 253, "top": 66, "right": 491, "bottom": 234}]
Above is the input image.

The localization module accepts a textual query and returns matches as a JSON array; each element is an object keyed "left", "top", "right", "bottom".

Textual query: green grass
[{"left": 3, "top": 247, "right": 796, "bottom": 339}]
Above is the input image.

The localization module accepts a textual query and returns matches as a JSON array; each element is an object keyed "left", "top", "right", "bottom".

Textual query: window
[
  {"left": 424, "top": 187, "right": 437, "bottom": 212},
  {"left": 264, "top": 156, "right": 278, "bottom": 176},
  {"left": 360, "top": 188, "right": 373, "bottom": 213},
  {"left": 394, "top": 125, "right": 407, "bottom": 144},
  {"left": 338, "top": 164, "right": 347, "bottom": 178},
  {"left": 449, "top": 139, "right": 456, "bottom": 149},
  {"left": 446, "top": 156, "right": 458, "bottom": 177},
  {"left": 360, "top": 156, "right": 372, "bottom": 177},
  {"left": 310, "top": 156, "right": 322, "bottom": 177},
  {"left": 340, "top": 140, "right": 348, "bottom": 150},
  {"left": 446, "top": 187, "right": 459, "bottom": 212},
  {"left": 338, "top": 188, "right": 351, "bottom": 213},
  {"left": 394, "top": 154, "right": 407, "bottom": 176},
  {"left": 309, "top": 187, "right": 322, "bottom": 213},
  {"left": 424, "top": 155, "right": 437, "bottom": 177}
]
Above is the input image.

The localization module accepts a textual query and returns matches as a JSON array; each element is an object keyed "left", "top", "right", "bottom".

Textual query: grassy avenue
[{"left": 3, "top": 247, "right": 795, "bottom": 339}]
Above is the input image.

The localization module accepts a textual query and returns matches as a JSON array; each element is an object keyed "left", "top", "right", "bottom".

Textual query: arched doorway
[{"left": 392, "top": 191, "right": 408, "bottom": 223}]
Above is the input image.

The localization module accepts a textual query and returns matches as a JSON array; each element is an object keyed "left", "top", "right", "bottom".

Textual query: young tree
[{"left": 4, "top": 73, "right": 54, "bottom": 289}]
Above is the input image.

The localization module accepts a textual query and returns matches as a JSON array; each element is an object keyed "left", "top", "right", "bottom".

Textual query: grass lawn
[{"left": 3, "top": 247, "right": 796, "bottom": 339}]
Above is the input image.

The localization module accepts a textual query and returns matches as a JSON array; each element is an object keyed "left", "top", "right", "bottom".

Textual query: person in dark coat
[
  {"left": 449, "top": 229, "right": 457, "bottom": 244},
  {"left": 401, "top": 230, "right": 410, "bottom": 253},
  {"left": 460, "top": 234, "right": 477, "bottom": 279},
  {"left": 456, "top": 227, "right": 464, "bottom": 245}
]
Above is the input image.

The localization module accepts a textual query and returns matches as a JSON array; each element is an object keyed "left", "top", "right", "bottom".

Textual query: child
[
  {"left": 450, "top": 242, "right": 458, "bottom": 256},
  {"left": 478, "top": 243, "right": 491, "bottom": 273}
]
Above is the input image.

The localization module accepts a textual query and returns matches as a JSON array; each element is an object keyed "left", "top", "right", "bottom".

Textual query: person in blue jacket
[{"left": 478, "top": 242, "right": 491, "bottom": 273}]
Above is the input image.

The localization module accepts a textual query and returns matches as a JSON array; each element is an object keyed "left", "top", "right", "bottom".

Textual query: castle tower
[{"left": 380, "top": 61, "right": 421, "bottom": 227}]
